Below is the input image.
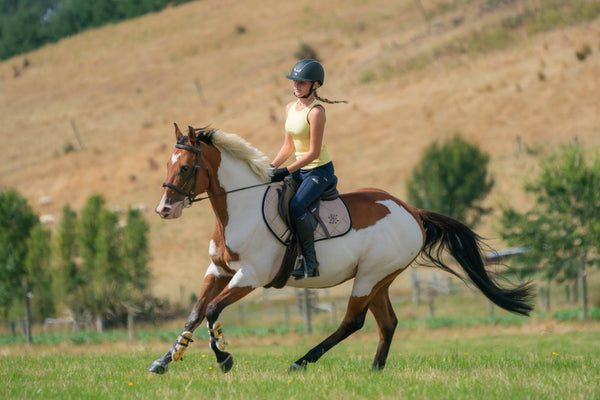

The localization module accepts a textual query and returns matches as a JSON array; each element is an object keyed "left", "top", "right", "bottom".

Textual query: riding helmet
[{"left": 286, "top": 59, "right": 325, "bottom": 85}]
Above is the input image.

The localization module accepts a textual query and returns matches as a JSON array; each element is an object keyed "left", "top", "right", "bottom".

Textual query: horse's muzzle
[{"left": 155, "top": 193, "right": 184, "bottom": 219}]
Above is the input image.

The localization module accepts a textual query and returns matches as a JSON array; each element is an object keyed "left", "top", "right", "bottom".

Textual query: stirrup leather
[
  {"left": 210, "top": 321, "right": 227, "bottom": 351},
  {"left": 172, "top": 331, "right": 194, "bottom": 362}
]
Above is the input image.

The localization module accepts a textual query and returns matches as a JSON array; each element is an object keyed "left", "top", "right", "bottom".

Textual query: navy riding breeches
[{"left": 289, "top": 162, "right": 336, "bottom": 220}]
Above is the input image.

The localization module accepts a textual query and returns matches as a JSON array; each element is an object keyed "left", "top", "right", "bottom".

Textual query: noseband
[
  {"left": 162, "top": 142, "right": 210, "bottom": 208},
  {"left": 162, "top": 141, "right": 272, "bottom": 207}
]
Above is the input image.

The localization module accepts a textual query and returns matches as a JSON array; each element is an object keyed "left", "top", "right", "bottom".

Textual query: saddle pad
[{"left": 262, "top": 186, "right": 352, "bottom": 245}]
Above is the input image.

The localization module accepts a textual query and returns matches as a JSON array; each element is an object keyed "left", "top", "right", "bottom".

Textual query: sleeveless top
[{"left": 285, "top": 99, "right": 332, "bottom": 170}]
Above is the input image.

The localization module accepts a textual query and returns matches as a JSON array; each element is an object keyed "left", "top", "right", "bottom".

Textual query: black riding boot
[{"left": 291, "top": 213, "right": 319, "bottom": 280}]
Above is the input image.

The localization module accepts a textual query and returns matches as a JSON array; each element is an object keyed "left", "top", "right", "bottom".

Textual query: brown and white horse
[{"left": 148, "top": 124, "right": 534, "bottom": 374}]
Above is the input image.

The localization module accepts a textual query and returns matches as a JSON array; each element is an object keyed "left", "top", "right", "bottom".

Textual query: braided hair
[{"left": 314, "top": 91, "right": 348, "bottom": 104}]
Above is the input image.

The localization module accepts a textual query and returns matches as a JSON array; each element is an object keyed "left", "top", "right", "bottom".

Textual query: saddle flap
[
  {"left": 278, "top": 176, "right": 300, "bottom": 228},
  {"left": 262, "top": 185, "right": 351, "bottom": 245}
]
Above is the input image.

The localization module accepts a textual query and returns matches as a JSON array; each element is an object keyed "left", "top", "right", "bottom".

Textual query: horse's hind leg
[
  {"left": 289, "top": 296, "right": 371, "bottom": 371},
  {"left": 147, "top": 274, "right": 230, "bottom": 374},
  {"left": 368, "top": 282, "right": 397, "bottom": 371}
]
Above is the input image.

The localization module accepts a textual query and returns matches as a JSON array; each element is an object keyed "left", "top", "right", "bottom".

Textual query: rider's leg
[
  {"left": 292, "top": 212, "right": 319, "bottom": 278},
  {"left": 289, "top": 162, "right": 335, "bottom": 279}
]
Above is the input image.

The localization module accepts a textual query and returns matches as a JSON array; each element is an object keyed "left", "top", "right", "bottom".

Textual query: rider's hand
[{"left": 270, "top": 167, "right": 289, "bottom": 183}]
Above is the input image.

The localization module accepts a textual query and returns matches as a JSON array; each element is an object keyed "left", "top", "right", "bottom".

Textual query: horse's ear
[
  {"left": 188, "top": 126, "right": 197, "bottom": 146},
  {"left": 174, "top": 123, "right": 183, "bottom": 139}
]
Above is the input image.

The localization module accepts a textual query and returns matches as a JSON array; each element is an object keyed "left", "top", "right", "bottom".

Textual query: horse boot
[{"left": 291, "top": 213, "right": 319, "bottom": 280}]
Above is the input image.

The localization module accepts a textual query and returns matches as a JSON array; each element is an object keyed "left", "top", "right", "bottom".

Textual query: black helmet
[{"left": 286, "top": 59, "right": 324, "bottom": 85}]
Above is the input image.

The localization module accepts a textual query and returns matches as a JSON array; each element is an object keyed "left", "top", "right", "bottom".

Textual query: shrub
[{"left": 294, "top": 42, "right": 319, "bottom": 61}]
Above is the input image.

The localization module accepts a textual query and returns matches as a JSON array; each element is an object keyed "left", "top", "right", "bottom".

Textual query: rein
[
  {"left": 185, "top": 182, "right": 272, "bottom": 206},
  {"left": 162, "top": 142, "right": 272, "bottom": 208}
]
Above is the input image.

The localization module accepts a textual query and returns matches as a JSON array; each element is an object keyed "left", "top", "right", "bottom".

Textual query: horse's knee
[
  {"left": 183, "top": 309, "right": 201, "bottom": 331},
  {"left": 205, "top": 302, "right": 221, "bottom": 324}
]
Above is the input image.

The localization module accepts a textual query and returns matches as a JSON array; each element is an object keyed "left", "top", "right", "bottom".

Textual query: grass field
[{"left": 2, "top": 326, "right": 598, "bottom": 399}]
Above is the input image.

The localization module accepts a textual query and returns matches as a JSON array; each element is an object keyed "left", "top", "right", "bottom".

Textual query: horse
[{"left": 148, "top": 124, "right": 534, "bottom": 374}]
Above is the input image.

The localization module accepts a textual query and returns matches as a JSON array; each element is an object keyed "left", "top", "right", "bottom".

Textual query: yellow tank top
[{"left": 285, "top": 99, "right": 332, "bottom": 169}]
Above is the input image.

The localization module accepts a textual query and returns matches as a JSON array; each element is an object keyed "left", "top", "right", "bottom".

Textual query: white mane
[{"left": 210, "top": 129, "right": 272, "bottom": 182}]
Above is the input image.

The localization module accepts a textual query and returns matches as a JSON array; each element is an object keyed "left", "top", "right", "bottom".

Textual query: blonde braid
[{"left": 314, "top": 91, "right": 348, "bottom": 104}]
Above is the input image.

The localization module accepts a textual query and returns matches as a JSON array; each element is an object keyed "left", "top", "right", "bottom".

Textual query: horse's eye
[{"left": 180, "top": 165, "right": 190, "bottom": 174}]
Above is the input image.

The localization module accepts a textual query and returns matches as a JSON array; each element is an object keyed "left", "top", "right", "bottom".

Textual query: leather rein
[{"left": 162, "top": 142, "right": 271, "bottom": 208}]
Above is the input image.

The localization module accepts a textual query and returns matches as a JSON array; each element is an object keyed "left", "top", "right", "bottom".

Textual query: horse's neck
[{"left": 211, "top": 152, "right": 264, "bottom": 226}]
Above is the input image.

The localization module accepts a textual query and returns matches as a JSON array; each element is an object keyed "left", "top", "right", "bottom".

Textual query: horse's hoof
[
  {"left": 218, "top": 353, "right": 234, "bottom": 373},
  {"left": 288, "top": 362, "right": 306, "bottom": 372},
  {"left": 147, "top": 361, "right": 168, "bottom": 374}
]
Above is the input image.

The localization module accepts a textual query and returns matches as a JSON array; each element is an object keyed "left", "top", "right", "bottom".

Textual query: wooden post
[
  {"left": 303, "top": 288, "right": 312, "bottom": 334},
  {"left": 428, "top": 296, "right": 434, "bottom": 318},
  {"left": 70, "top": 120, "right": 85, "bottom": 150},
  {"left": 413, "top": 0, "right": 428, "bottom": 23},
  {"left": 238, "top": 303, "right": 246, "bottom": 323},
  {"left": 24, "top": 281, "right": 33, "bottom": 344},
  {"left": 580, "top": 257, "right": 588, "bottom": 321},
  {"left": 127, "top": 312, "right": 135, "bottom": 344},
  {"left": 330, "top": 301, "right": 337, "bottom": 326},
  {"left": 411, "top": 269, "right": 421, "bottom": 304},
  {"left": 544, "top": 281, "right": 551, "bottom": 312},
  {"left": 283, "top": 302, "right": 290, "bottom": 327}
]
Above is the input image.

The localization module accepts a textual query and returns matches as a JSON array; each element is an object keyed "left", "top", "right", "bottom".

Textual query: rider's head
[{"left": 286, "top": 59, "right": 324, "bottom": 98}]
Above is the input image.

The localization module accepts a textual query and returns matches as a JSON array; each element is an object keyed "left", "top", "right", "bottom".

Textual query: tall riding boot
[{"left": 291, "top": 213, "right": 319, "bottom": 280}]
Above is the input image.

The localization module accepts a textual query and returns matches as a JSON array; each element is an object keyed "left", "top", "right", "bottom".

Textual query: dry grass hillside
[{"left": 1, "top": 0, "right": 599, "bottom": 302}]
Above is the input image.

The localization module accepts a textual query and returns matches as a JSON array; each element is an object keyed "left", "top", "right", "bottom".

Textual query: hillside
[{"left": 1, "top": 0, "right": 599, "bottom": 302}]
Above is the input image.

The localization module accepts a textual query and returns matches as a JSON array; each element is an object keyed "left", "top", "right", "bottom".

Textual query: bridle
[
  {"left": 162, "top": 141, "right": 271, "bottom": 208},
  {"left": 162, "top": 141, "right": 208, "bottom": 208}
]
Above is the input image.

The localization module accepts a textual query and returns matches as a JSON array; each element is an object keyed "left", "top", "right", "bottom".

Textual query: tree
[
  {"left": 57, "top": 197, "right": 152, "bottom": 331},
  {"left": 77, "top": 195, "right": 123, "bottom": 331},
  {"left": 407, "top": 134, "right": 494, "bottom": 227},
  {"left": 0, "top": 0, "right": 197, "bottom": 61},
  {"left": 92, "top": 206, "right": 123, "bottom": 328},
  {"left": 23, "top": 225, "right": 54, "bottom": 342},
  {"left": 56, "top": 205, "right": 84, "bottom": 317},
  {"left": 0, "top": 189, "right": 39, "bottom": 330},
  {"left": 121, "top": 208, "right": 150, "bottom": 296},
  {"left": 121, "top": 208, "right": 151, "bottom": 340},
  {"left": 500, "top": 144, "right": 600, "bottom": 320}
]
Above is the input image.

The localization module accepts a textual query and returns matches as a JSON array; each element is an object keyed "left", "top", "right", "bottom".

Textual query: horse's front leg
[
  {"left": 147, "top": 273, "right": 231, "bottom": 374},
  {"left": 205, "top": 285, "right": 255, "bottom": 373}
]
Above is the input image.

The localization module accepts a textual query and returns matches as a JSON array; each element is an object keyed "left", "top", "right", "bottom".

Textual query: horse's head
[{"left": 155, "top": 123, "right": 216, "bottom": 219}]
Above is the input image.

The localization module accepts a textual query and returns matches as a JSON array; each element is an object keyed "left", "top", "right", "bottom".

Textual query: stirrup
[
  {"left": 172, "top": 331, "right": 194, "bottom": 362},
  {"left": 291, "top": 255, "right": 319, "bottom": 280},
  {"left": 291, "top": 255, "right": 306, "bottom": 279}
]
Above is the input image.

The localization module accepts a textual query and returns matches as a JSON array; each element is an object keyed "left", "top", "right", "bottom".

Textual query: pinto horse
[{"left": 148, "top": 124, "right": 534, "bottom": 374}]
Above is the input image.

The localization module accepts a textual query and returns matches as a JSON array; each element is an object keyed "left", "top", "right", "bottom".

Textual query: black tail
[{"left": 419, "top": 210, "right": 535, "bottom": 316}]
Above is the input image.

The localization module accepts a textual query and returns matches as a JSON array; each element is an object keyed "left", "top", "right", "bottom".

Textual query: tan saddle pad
[{"left": 262, "top": 186, "right": 352, "bottom": 245}]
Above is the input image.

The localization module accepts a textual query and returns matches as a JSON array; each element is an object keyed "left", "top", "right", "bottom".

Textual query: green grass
[{"left": 2, "top": 329, "right": 599, "bottom": 399}]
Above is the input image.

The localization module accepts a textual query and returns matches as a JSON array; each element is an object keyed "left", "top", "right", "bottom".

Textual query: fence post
[
  {"left": 580, "top": 257, "right": 588, "bottom": 321},
  {"left": 303, "top": 289, "right": 312, "bottom": 334},
  {"left": 127, "top": 312, "right": 135, "bottom": 344},
  {"left": 283, "top": 302, "right": 290, "bottom": 327}
]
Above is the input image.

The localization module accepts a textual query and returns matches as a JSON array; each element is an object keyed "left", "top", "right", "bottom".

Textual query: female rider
[{"left": 270, "top": 59, "right": 346, "bottom": 279}]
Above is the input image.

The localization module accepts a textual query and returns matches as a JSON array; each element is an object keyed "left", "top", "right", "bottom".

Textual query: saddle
[{"left": 262, "top": 176, "right": 351, "bottom": 288}]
